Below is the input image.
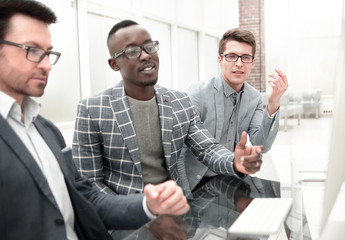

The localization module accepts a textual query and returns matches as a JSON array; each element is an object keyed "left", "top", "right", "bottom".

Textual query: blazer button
[
  {"left": 55, "top": 219, "right": 65, "bottom": 226},
  {"left": 196, "top": 175, "right": 202, "bottom": 180}
]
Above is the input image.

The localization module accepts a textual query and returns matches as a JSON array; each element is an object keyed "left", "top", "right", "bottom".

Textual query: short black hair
[
  {"left": 107, "top": 19, "right": 138, "bottom": 43},
  {"left": 0, "top": 0, "right": 57, "bottom": 39}
]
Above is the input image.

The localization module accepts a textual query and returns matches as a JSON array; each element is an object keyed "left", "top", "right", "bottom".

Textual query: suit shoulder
[
  {"left": 36, "top": 115, "right": 66, "bottom": 147},
  {"left": 79, "top": 87, "right": 115, "bottom": 106},
  {"left": 191, "top": 77, "right": 215, "bottom": 89},
  {"left": 36, "top": 115, "right": 56, "bottom": 130},
  {"left": 244, "top": 82, "right": 261, "bottom": 95},
  {"left": 243, "top": 82, "right": 262, "bottom": 104},
  {"left": 156, "top": 85, "right": 188, "bottom": 99},
  {"left": 244, "top": 82, "right": 259, "bottom": 92},
  {"left": 186, "top": 77, "right": 217, "bottom": 96}
]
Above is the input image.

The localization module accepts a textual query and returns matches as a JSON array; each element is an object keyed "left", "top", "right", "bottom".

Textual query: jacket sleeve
[
  {"left": 71, "top": 160, "right": 150, "bottom": 230},
  {"left": 72, "top": 100, "right": 115, "bottom": 194},
  {"left": 40, "top": 115, "right": 150, "bottom": 230},
  {"left": 246, "top": 97, "right": 280, "bottom": 153},
  {"left": 183, "top": 98, "right": 238, "bottom": 176}
]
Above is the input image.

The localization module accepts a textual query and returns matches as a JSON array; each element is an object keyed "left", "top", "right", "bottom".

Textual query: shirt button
[
  {"left": 55, "top": 219, "right": 64, "bottom": 226},
  {"left": 196, "top": 175, "right": 202, "bottom": 180}
]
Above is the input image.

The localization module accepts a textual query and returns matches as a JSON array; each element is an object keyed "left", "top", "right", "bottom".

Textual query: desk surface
[{"left": 111, "top": 175, "right": 309, "bottom": 240}]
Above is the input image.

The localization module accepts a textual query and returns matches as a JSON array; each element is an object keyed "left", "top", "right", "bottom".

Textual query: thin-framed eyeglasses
[
  {"left": 220, "top": 53, "right": 254, "bottom": 63},
  {"left": 0, "top": 39, "right": 61, "bottom": 65},
  {"left": 112, "top": 41, "right": 159, "bottom": 59}
]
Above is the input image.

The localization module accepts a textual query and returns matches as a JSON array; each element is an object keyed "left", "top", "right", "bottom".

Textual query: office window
[
  {"left": 36, "top": 0, "right": 81, "bottom": 122},
  {"left": 176, "top": 0, "right": 202, "bottom": 27},
  {"left": 87, "top": 13, "right": 122, "bottom": 96},
  {"left": 143, "top": 19, "right": 172, "bottom": 89},
  {"left": 175, "top": 27, "right": 199, "bottom": 91},
  {"left": 200, "top": 35, "right": 220, "bottom": 82},
  {"left": 139, "top": 0, "right": 176, "bottom": 20}
]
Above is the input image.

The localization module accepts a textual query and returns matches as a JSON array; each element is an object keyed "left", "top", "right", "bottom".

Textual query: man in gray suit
[
  {"left": 182, "top": 28, "right": 288, "bottom": 191},
  {"left": 72, "top": 20, "right": 264, "bottom": 199},
  {"left": 0, "top": 1, "right": 189, "bottom": 239}
]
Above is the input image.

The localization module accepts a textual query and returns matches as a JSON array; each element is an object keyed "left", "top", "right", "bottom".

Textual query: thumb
[
  {"left": 144, "top": 184, "right": 159, "bottom": 199},
  {"left": 238, "top": 131, "right": 247, "bottom": 148},
  {"left": 144, "top": 183, "right": 166, "bottom": 199}
]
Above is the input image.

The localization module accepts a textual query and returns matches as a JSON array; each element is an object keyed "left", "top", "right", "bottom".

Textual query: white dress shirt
[{"left": 0, "top": 91, "right": 78, "bottom": 240}]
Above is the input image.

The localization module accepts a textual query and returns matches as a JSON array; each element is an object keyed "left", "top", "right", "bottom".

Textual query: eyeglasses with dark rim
[
  {"left": 112, "top": 41, "right": 159, "bottom": 59},
  {"left": 220, "top": 53, "right": 254, "bottom": 63},
  {"left": 0, "top": 39, "right": 61, "bottom": 65}
]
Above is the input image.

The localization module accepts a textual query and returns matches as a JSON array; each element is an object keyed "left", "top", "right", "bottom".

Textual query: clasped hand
[{"left": 144, "top": 180, "right": 190, "bottom": 216}]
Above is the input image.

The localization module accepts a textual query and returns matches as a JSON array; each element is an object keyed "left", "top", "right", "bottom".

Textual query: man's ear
[
  {"left": 218, "top": 55, "right": 222, "bottom": 65},
  {"left": 108, "top": 58, "right": 120, "bottom": 71}
]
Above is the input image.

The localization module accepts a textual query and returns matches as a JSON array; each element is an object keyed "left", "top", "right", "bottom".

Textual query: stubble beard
[{"left": 141, "top": 77, "right": 158, "bottom": 87}]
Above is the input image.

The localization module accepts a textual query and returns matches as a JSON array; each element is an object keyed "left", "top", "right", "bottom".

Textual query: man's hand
[
  {"left": 144, "top": 180, "right": 190, "bottom": 216},
  {"left": 267, "top": 69, "right": 288, "bottom": 115},
  {"left": 234, "top": 132, "right": 264, "bottom": 174}
]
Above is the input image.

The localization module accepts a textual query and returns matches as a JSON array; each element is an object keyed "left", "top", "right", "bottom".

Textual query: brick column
[{"left": 239, "top": 0, "right": 265, "bottom": 92}]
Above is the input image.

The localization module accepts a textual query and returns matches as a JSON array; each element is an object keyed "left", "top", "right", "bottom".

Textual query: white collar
[{"left": 0, "top": 91, "right": 40, "bottom": 128}]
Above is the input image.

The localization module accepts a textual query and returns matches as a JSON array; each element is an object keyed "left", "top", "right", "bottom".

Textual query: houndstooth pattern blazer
[{"left": 72, "top": 81, "right": 237, "bottom": 196}]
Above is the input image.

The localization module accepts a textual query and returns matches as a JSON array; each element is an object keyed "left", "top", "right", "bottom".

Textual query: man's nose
[
  {"left": 235, "top": 56, "right": 243, "bottom": 66},
  {"left": 37, "top": 54, "right": 52, "bottom": 71},
  {"left": 139, "top": 49, "right": 152, "bottom": 61}
]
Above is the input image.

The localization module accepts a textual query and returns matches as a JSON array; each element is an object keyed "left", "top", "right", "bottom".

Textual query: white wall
[
  {"left": 265, "top": 0, "right": 343, "bottom": 112},
  {"left": 38, "top": 0, "right": 238, "bottom": 123},
  {"left": 34, "top": 0, "right": 81, "bottom": 123},
  {"left": 37, "top": 0, "right": 343, "bottom": 123}
]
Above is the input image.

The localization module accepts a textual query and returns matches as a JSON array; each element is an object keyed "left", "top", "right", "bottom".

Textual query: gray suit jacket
[
  {"left": 0, "top": 115, "right": 149, "bottom": 240},
  {"left": 183, "top": 74, "right": 280, "bottom": 190},
  {"left": 73, "top": 81, "right": 240, "bottom": 197}
]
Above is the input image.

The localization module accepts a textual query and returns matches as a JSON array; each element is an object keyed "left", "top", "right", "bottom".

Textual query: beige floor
[
  {"left": 270, "top": 115, "right": 333, "bottom": 240},
  {"left": 269, "top": 115, "right": 332, "bottom": 185}
]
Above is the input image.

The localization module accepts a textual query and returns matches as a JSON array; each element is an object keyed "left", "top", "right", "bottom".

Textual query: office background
[
  {"left": 35, "top": 0, "right": 342, "bottom": 124},
  {"left": 31, "top": 0, "right": 345, "bottom": 238}
]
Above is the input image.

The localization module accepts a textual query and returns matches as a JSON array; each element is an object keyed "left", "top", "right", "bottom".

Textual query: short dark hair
[
  {"left": 0, "top": 0, "right": 57, "bottom": 40},
  {"left": 107, "top": 19, "right": 138, "bottom": 44},
  {"left": 218, "top": 28, "right": 256, "bottom": 57}
]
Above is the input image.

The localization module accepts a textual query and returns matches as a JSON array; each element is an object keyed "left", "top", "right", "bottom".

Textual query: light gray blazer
[
  {"left": 183, "top": 74, "right": 280, "bottom": 190},
  {"left": 72, "top": 80, "right": 242, "bottom": 197}
]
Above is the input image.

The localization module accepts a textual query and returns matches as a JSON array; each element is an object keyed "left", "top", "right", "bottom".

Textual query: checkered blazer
[{"left": 72, "top": 81, "right": 236, "bottom": 196}]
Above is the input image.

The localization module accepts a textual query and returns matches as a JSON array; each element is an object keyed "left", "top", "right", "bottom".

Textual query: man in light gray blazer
[
  {"left": 72, "top": 20, "right": 264, "bottom": 200},
  {"left": 182, "top": 28, "right": 288, "bottom": 191}
]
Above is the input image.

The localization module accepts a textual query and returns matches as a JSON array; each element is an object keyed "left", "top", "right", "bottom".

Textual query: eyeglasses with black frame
[
  {"left": 220, "top": 53, "right": 254, "bottom": 63},
  {"left": 112, "top": 41, "right": 159, "bottom": 59},
  {"left": 0, "top": 39, "right": 61, "bottom": 65}
]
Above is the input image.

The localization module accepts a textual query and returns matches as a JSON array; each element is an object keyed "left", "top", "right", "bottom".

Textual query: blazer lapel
[
  {"left": 214, "top": 75, "right": 225, "bottom": 140},
  {"left": 155, "top": 90, "right": 172, "bottom": 168},
  {"left": 33, "top": 117, "right": 71, "bottom": 179},
  {"left": 0, "top": 116, "right": 59, "bottom": 208},
  {"left": 110, "top": 86, "right": 142, "bottom": 174}
]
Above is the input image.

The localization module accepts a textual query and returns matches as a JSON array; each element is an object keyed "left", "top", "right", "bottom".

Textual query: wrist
[
  {"left": 233, "top": 162, "right": 245, "bottom": 178},
  {"left": 267, "top": 104, "right": 279, "bottom": 116},
  {"left": 143, "top": 196, "right": 158, "bottom": 220}
]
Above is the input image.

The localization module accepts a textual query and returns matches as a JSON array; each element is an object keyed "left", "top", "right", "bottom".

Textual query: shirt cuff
[
  {"left": 143, "top": 196, "right": 157, "bottom": 220},
  {"left": 266, "top": 106, "right": 279, "bottom": 118}
]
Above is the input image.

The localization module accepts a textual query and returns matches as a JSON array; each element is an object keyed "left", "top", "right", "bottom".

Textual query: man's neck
[
  {"left": 226, "top": 81, "right": 244, "bottom": 93},
  {"left": 125, "top": 85, "right": 155, "bottom": 101}
]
